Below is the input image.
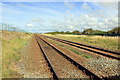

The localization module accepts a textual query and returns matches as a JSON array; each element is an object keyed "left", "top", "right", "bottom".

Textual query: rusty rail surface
[
  {"left": 41, "top": 35, "right": 120, "bottom": 60},
  {"left": 35, "top": 36, "right": 58, "bottom": 79},
  {"left": 35, "top": 34, "right": 102, "bottom": 80}
]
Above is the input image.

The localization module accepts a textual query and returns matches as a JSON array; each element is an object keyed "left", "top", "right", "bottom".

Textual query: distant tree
[
  {"left": 92, "top": 30, "right": 107, "bottom": 35},
  {"left": 72, "top": 30, "right": 81, "bottom": 35},
  {"left": 107, "top": 27, "right": 120, "bottom": 36},
  {"left": 82, "top": 28, "right": 93, "bottom": 34},
  {"left": 82, "top": 28, "right": 106, "bottom": 35},
  {"left": 65, "top": 31, "right": 71, "bottom": 34},
  {"left": 46, "top": 27, "right": 120, "bottom": 36},
  {"left": 60, "top": 31, "right": 64, "bottom": 34}
]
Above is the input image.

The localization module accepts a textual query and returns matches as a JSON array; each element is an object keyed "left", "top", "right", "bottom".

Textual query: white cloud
[
  {"left": 31, "top": 18, "right": 45, "bottom": 23},
  {"left": 2, "top": 2, "right": 64, "bottom": 19},
  {"left": 98, "top": 2, "right": 118, "bottom": 10},
  {"left": 2, "top": 3, "right": 29, "bottom": 16},
  {"left": 48, "top": 12, "right": 118, "bottom": 32},
  {"left": 64, "top": 2, "right": 74, "bottom": 9},
  {"left": 2, "top": 2, "right": 118, "bottom": 33},
  {"left": 27, "top": 23, "right": 33, "bottom": 27},
  {"left": 2, "top": 0, "right": 119, "bottom": 2},
  {"left": 81, "top": 2, "right": 91, "bottom": 10}
]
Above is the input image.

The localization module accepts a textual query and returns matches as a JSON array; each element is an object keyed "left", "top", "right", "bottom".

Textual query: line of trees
[
  {"left": 46, "top": 27, "right": 120, "bottom": 36},
  {"left": 47, "top": 30, "right": 81, "bottom": 35}
]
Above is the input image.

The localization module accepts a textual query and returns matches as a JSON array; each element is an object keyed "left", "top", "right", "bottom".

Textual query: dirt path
[{"left": 15, "top": 35, "right": 53, "bottom": 78}]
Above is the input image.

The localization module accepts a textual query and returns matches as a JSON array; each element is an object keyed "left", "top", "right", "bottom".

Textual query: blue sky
[{"left": 1, "top": 1, "right": 118, "bottom": 33}]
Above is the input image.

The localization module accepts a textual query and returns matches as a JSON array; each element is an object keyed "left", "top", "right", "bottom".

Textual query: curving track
[{"left": 41, "top": 35, "right": 120, "bottom": 60}]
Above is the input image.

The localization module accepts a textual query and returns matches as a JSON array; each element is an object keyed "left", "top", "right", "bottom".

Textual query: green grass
[
  {"left": 69, "top": 49, "right": 80, "bottom": 55},
  {"left": 44, "top": 34, "right": 119, "bottom": 52},
  {"left": 68, "top": 49, "right": 91, "bottom": 59},
  {"left": 57, "top": 44, "right": 65, "bottom": 47},
  {"left": 2, "top": 31, "right": 31, "bottom": 78},
  {"left": 49, "top": 39, "right": 91, "bottom": 59},
  {"left": 83, "top": 55, "right": 91, "bottom": 58}
]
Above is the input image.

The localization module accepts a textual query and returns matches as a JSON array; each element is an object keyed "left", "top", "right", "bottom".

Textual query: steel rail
[
  {"left": 35, "top": 34, "right": 103, "bottom": 80},
  {"left": 41, "top": 35, "right": 120, "bottom": 60},
  {"left": 35, "top": 36, "right": 59, "bottom": 79},
  {"left": 44, "top": 35, "right": 119, "bottom": 55}
]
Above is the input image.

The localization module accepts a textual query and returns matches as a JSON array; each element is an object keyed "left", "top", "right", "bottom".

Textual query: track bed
[{"left": 35, "top": 36, "right": 89, "bottom": 78}]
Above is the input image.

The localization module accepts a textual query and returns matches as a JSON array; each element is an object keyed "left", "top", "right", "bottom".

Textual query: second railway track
[
  {"left": 41, "top": 35, "right": 120, "bottom": 60},
  {"left": 35, "top": 34, "right": 102, "bottom": 79}
]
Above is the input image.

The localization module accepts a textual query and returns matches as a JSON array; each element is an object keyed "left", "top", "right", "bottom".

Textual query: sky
[{"left": 1, "top": 0, "right": 119, "bottom": 33}]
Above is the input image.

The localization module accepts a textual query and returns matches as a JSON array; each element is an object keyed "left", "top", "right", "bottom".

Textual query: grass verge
[
  {"left": 1, "top": 31, "right": 31, "bottom": 78},
  {"left": 43, "top": 34, "right": 119, "bottom": 52}
]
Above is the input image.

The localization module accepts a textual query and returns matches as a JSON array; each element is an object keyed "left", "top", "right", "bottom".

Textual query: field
[
  {"left": 1, "top": 31, "right": 32, "bottom": 78},
  {"left": 43, "top": 34, "right": 119, "bottom": 52},
  {"left": 1, "top": 31, "right": 119, "bottom": 78}
]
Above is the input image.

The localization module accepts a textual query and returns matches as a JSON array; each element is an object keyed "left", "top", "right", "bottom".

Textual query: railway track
[
  {"left": 41, "top": 35, "right": 120, "bottom": 60},
  {"left": 35, "top": 34, "right": 102, "bottom": 79}
]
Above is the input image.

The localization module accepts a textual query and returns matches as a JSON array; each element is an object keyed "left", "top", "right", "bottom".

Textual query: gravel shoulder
[
  {"left": 44, "top": 36, "right": 120, "bottom": 78},
  {"left": 15, "top": 35, "right": 53, "bottom": 78}
]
